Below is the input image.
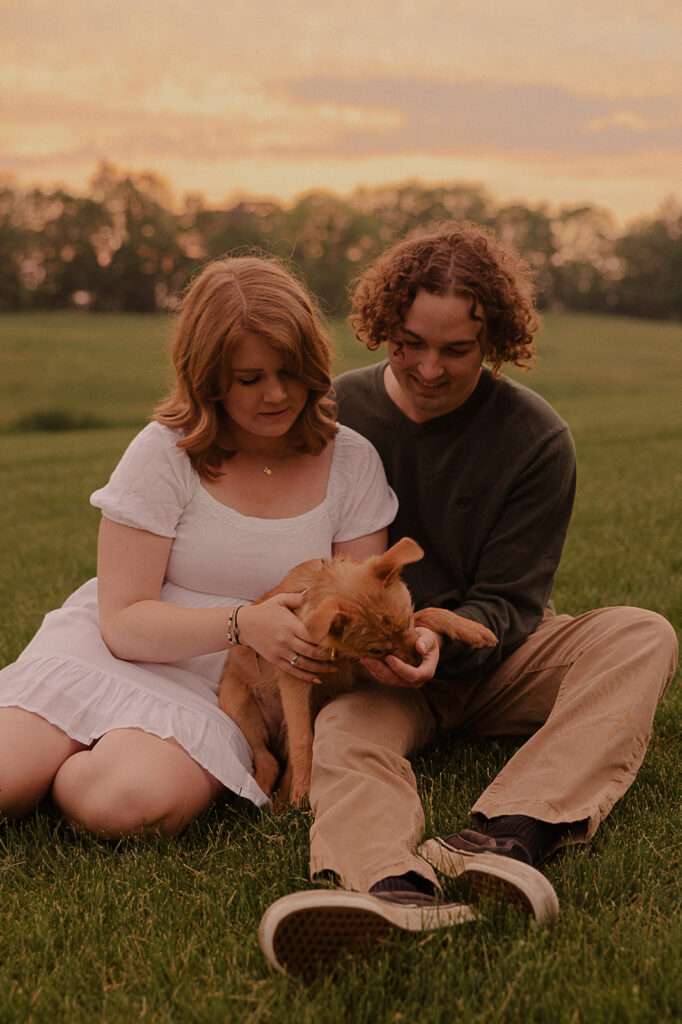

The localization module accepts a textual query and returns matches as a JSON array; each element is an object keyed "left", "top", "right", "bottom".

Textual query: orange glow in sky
[{"left": 2, "top": 0, "right": 680, "bottom": 225}]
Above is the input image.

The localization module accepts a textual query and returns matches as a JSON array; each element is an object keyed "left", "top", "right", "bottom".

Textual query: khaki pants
[{"left": 309, "top": 606, "right": 679, "bottom": 892}]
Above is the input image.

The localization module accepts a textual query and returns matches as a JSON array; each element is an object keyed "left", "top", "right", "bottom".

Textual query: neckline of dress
[{"left": 194, "top": 430, "right": 342, "bottom": 523}]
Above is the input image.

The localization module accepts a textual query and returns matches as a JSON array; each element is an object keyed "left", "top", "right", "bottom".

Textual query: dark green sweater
[{"left": 334, "top": 362, "right": 577, "bottom": 683}]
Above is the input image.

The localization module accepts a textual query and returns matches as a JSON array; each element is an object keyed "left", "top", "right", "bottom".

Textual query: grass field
[{"left": 0, "top": 310, "right": 680, "bottom": 1022}]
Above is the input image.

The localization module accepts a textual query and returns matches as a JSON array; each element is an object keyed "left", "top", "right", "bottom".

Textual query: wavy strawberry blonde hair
[
  {"left": 155, "top": 256, "right": 337, "bottom": 480},
  {"left": 350, "top": 221, "right": 538, "bottom": 371}
]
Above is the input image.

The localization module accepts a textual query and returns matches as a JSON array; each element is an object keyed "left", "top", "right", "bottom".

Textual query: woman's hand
[
  {"left": 237, "top": 593, "right": 336, "bottom": 683},
  {"left": 361, "top": 626, "right": 442, "bottom": 689}
]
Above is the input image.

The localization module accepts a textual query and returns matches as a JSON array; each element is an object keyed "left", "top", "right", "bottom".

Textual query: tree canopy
[{"left": 1, "top": 163, "right": 680, "bottom": 321}]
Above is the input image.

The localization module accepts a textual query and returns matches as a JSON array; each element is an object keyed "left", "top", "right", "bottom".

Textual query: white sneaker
[
  {"left": 259, "top": 888, "right": 478, "bottom": 979},
  {"left": 418, "top": 837, "right": 560, "bottom": 923}
]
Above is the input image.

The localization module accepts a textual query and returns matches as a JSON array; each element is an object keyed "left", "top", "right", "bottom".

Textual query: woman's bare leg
[
  {"left": 0, "top": 707, "right": 88, "bottom": 819},
  {"left": 51, "top": 727, "right": 224, "bottom": 837}
]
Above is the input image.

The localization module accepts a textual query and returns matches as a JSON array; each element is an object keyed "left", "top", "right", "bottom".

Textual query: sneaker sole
[
  {"left": 418, "top": 840, "right": 559, "bottom": 923},
  {"left": 259, "top": 889, "right": 478, "bottom": 979}
]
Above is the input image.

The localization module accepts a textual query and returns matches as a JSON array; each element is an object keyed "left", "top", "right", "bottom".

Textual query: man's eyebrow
[{"left": 398, "top": 327, "right": 476, "bottom": 346}]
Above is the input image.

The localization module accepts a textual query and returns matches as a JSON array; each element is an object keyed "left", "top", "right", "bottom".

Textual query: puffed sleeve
[
  {"left": 328, "top": 425, "right": 398, "bottom": 541},
  {"left": 90, "top": 422, "right": 195, "bottom": 537}
]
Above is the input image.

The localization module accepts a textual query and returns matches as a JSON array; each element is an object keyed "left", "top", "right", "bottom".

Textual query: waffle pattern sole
[
  {"left": 272, "top": 906, "right": 393, "bottom": 979},
  {"left": 259, "top": 891, "right": 477, "bottom": 979}
]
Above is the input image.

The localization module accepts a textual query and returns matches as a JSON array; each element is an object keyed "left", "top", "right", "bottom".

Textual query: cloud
[
  {"left": 1, "top": 0, "right": 678, "bottom": 221},
  {"left": 585, "top": 109, "right": 682, "bottom": 133},
  {"left": 278, "top": 78, "right": 682, "bottom": 158},
  {"left": 3, "top": 0, "right": 681, "bottom": 97},
  {"left": 3, "top": 69, "right": 678, "bottom": 181}
]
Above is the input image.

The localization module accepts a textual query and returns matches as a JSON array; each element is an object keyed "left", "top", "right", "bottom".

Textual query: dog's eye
[{"left": 368, "top": 646, "right": 385, "bottom": 656}]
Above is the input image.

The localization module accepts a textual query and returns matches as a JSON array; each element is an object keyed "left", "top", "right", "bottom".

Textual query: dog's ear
[
  {"left": 304, "top": 598, "right": 350, "bottom": 643},
  {"left": 371, "top": 537, "right": 424, "bottom": 584}
]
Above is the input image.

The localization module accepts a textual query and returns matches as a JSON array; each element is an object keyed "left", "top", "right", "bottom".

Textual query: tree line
[{"left": 1, "top": 162, "right": 680, "bottom": 320}]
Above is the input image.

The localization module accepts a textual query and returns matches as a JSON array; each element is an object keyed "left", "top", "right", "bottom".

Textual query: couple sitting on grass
[{"left": 0, "top": 222, "right": 676, "bottom": 979}]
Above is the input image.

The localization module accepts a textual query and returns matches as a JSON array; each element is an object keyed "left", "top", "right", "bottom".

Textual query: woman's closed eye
[{"left": 235, "top": 370, "right": 294, "bottom": 386}]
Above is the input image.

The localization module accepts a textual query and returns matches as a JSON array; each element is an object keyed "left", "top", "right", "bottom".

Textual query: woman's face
[{"left": 222, "top": 331, "right": 309, "bottom": 445}]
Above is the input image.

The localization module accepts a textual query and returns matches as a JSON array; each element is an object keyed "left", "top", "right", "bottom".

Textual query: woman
[{"left": 0, "top": 256, "right": 397, "bottom": 837}]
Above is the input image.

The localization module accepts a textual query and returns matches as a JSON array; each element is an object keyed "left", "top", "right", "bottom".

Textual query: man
[{"left": 258, "top": 222, "right": 678, "bottom": 979}]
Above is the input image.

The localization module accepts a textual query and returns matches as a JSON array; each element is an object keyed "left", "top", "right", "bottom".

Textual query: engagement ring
[{"left": 290, "top": 653, "right": 300, "bottom": 667}]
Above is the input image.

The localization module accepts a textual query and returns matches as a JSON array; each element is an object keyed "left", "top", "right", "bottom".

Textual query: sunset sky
[{"left": 2, "top": 0, "right": 680, "bottom": 225}]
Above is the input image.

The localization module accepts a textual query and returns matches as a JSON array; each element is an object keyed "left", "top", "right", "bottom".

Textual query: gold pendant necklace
[{"left": 246, "top": 447, "right": 289, "bottom": 478}]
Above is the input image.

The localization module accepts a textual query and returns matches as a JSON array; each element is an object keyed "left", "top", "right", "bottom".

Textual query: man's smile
[{"left": 410, "top": 375, "right": 449, "bottom": 392}]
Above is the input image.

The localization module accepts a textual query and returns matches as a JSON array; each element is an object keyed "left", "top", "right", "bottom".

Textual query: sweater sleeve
[{"left": 434, "top": 424, "right": 576, "bottom": 681}]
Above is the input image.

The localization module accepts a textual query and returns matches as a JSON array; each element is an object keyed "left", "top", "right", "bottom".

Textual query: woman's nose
[{"left": 264, "top": 378, "right": 288, "bottom": 402}]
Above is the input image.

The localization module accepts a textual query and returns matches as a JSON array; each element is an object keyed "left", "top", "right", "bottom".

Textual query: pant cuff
[{"left": 310, "top": 854, "right": 440, "bottom": 894}]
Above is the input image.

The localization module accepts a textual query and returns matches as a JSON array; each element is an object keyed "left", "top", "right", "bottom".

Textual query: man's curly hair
[{"left": 349, "top": 221, "right": 538, "bottom": 371}]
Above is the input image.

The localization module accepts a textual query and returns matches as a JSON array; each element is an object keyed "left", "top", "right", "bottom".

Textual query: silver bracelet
[{"left": 226, "top": 605, "right": 244, "bottom": 646}]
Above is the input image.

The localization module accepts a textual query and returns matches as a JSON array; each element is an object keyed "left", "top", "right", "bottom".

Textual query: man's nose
[{"left": 417, "top": 350, "right": 444, "bottom": 380}]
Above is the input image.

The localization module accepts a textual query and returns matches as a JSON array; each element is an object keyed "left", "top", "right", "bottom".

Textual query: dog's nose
[{"left": 397, "top": 642, "right": 421, "bottom": 667}]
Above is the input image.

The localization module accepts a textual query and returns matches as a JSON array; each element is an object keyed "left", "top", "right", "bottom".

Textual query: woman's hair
[
  {"left": 154, "top": 256, "right": 337, "bottom": 480},
  {"left": 349, "top": 221, "right": 538, "bottom": 371}
]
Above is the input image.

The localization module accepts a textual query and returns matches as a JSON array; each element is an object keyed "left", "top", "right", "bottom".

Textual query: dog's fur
[{"left": 218, "top": 537, "right": 497, "bottom": 806}]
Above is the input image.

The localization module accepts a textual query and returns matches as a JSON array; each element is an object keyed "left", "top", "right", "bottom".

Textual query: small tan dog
[{"left": 218, "top": 537, "right": 497, "bottom": 807}]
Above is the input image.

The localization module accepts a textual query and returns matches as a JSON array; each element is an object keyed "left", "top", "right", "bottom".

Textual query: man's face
[{"left": 384, "top": 289, "right": 485, "bottom": 423}]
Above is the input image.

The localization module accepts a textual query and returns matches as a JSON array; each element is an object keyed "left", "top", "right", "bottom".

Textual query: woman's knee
[
  {"left": 0, "top": 708, "right": 86, "bottom": 819},
  {"left": 0, "top": 773, "right": 52, "bottom": 820},
  {"left": 53, "top": 752, "right": 159, "bottom": 836},
  {"left": 52, "top": 739, "right": 219, "bottom": 837}
]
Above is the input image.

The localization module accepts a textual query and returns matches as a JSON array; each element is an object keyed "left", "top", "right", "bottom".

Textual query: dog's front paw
[
  {"left": 289, "top": 789, "right": 311, "bottom": 810},
  {"left": 272, "top": 786, "right": 310, "bottom": 813},
  {"left": 415, "top": 607, "right": 497, "bottom": 649},
  {"left": 455, "top": 619, "right": 498, "bottom": 648},
  {"left": 287, "top": 769, "right": 311, "bottom": 809}
]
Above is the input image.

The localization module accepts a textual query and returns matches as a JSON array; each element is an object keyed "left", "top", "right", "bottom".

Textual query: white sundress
[{"left": 0, "top": 421, "right": 398, "bottom": 807}]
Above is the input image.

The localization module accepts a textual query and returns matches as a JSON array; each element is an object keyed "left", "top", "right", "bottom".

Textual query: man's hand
[{"left": 361, "top": 627, "right": 441, "bottom": 689}]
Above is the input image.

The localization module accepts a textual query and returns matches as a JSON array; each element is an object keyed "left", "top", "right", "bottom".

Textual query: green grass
[
  {"left": 0, "top": 311, "right": 174, "bottom": 433},
  {"left": 0, "top": 310, "right": 681, "bottom": 1022}
]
